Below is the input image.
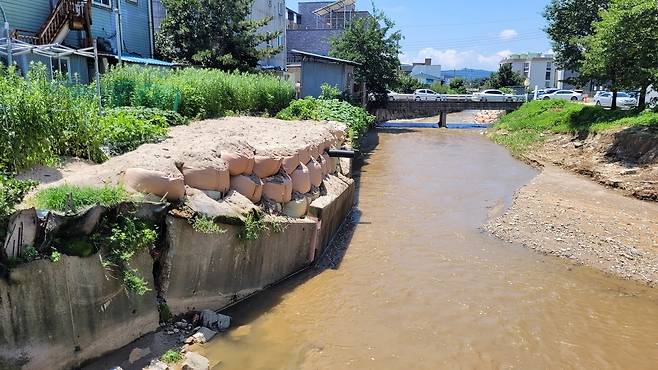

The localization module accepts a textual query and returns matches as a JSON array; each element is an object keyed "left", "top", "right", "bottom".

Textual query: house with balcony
[
  {"left": 500, "top": 53, "right": 557, "bottom": 90},
  {"left": 0, "top": 0, "right": 169, "bottom": 83}
]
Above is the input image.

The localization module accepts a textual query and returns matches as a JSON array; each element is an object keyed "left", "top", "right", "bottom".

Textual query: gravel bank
[{"left": 486, "top": 165, "right": 658, "bottom": 285}]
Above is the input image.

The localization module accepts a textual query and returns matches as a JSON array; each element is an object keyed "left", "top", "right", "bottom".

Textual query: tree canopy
[
  {"left": 544, "top": 0, "right": 609, "bottom": 73},
  {"left": 330, "top": 8, "right": 402, "bottom": 102},
  {"left": 485, "top": 64, "right": 524, "bottom": 89},
  {"left": 156, "top": 0, "right": 281, "bottom": 71},
  {"left": 582, "top": 0, "right": 658, "bottom": 109}
]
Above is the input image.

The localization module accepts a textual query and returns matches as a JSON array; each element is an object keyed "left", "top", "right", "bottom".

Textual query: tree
[
  {"left": 544, "top": 0, "right": 609, "bottom": 76},
  {"left": 448, "top": 77, "right": 467, "bottom": 94},
  {"left": 156, "top": 0, "right": 281, "bottom": 71},
  {"left": 484, "top": 64, "right": 524, "bottom": 89},
  {"left": 330, "top": 8, "right": 402, "bottom": 102},
  {"left": 392, "top": 72, "right": 425, "bottom": 93},
  {"left": 582, "top": 0, "right": 658, "bottom": 109}
]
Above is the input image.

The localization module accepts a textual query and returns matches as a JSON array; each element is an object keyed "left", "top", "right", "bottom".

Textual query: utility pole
[{"left": 114, "top": 1, "right": 123, "bottom": 64}]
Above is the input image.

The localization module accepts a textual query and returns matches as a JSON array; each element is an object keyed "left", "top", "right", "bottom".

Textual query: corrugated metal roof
[
  {"left": 313, "top": 0, "right": 355, "bottom": 16},
  {"left": 109, "top": 54, "right": 176, "bottom": 67},
  {"left": 290, "top": 49, "right": 361, "bottom": 66}
]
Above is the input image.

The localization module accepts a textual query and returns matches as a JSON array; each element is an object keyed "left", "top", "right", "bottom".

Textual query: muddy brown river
[{"left": 195, "top": 123, "right": 658, "bottom": 369}]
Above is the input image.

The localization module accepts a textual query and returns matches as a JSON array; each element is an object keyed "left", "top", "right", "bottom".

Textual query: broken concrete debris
[{"left": 199, "top": 310, "right": 231, "bottom": 332}]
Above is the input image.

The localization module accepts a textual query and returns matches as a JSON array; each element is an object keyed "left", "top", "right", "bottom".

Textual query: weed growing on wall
[
  {"left": 192, "top": 216, "right": 226, "bottom": 235},
  {"left": 238, "top": 210, "right": 270, "bottom": 241},
  {"left": 97, "top": 216, "right": 158, "bottom": 295},
  {"left": 276, "top": 97, "right": 375, "bottom": 147}
]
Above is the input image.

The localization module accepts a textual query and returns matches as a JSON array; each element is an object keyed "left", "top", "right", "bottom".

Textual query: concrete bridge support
[
  {"left": 371, "top": 100, "right": 524, "bottom": 123},
  {"left": 438, "top": 111, "right": 448, "bottom": 128}
]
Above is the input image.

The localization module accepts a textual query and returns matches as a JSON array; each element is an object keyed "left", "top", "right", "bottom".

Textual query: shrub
[
  {"left": 99, "top": 109, "right": 169, "bottom": 155},
  {"left": 319, "top": 83, "right": 342, "bottom": 100},
  {"left": 239, "top": 210, "right": 270, "bottom": 241},
  {"left": 161, "top": 350, "right": 183, "bottom": 364},
  {"left": 33, "top": 185, "right": 130, "bottom": 213},
  {"left": 106, "top": 106, "right": 188, "bottom": 126},
  {"left": 192, "top": 216, "right": 226, "bottom": 235},
  {"left": 101, "top": 65, "right": 295, "bottom": 119},
  {"left": 277, "top": 97, "right": 375, "bottom": 147}
]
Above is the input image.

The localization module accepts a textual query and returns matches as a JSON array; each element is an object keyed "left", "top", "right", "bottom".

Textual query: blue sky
[{"left": 288, "top": 0, "right": 553, "bottom": 71}]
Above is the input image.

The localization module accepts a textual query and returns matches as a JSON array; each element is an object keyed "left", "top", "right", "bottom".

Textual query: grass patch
[
  {"left": 238, "top": 210, "right": 270, "bottom": 241},
  {"left": 489, "top": 100, "right": 658, "bottom": 156},
  {"left": 33, "top": 185, "right": 130, "bottom": 213},
  {"left": 192, "top": 216, "right": 226, "bottom": 235},
  {"left": 161, "top": 349, "right": 183, "bottom": 364}
]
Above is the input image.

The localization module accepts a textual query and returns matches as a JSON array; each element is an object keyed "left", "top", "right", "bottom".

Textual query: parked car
[
  {"left": 472, "top": 89, "right": 515, "bottom": 102},
  {"left": 537, "top": 88, "right": 559, "bottom": 97},
  {"left": 414, "top": 89, "right": 443, "bottom": 101},
  {"left": 386, "top": 90, "right": 402, "bottom": 101},
  {"left": 542, "top": 89, "right": 583, "bottom": 101},
  {"left": 594, "top": 92, "right": 637, "bottom": 109}
]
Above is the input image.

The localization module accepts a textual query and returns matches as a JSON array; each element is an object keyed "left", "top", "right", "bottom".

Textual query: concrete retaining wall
[
  {"left": 0, "top": 176, "right": 356, "bottom": 369},
  {"left": 0, "top": 252, "right": 158, "bottom": 370}
]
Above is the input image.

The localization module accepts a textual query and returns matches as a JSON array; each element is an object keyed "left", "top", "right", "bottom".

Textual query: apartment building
[{"left": 500, "top": 53, "right": 557, "bottom": 89}]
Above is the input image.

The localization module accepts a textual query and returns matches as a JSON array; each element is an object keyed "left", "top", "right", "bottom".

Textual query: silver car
[
  {"left": 414, "top": 89, "right": 444, "bottom": 101},
  {"left": 472, "top": 89, "right": 515, "bottom": 102},
  {"left": 594, "top": 92, "right": 637, "bottom": 109}
]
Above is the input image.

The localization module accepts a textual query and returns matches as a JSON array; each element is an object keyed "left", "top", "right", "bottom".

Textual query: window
[
  {"left": 523, "top": 62, "right": 530, "bottom": 77},
  {"left": 93, "top": 0, "right": 111, "bottom": 7},
  {"left": 545, "top": 61, "right": 552, "bottom": 82}
]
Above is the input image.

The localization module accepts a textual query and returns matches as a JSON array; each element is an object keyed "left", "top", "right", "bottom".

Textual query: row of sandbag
[{"left": 121, "top": 136, "right": 344, "bottom": 218}]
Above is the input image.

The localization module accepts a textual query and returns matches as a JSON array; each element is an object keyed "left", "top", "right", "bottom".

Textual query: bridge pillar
[{"left": 438, "top": 111, "right": 448, "bottom": 128}]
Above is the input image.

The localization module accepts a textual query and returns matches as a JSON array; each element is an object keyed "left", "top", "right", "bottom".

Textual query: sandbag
[
  {"left": 222, "top": 151, "right": 254, "bottom": 176},
  {"left": 253, "top": 156, "right": 282, "bottom": 179},
  {"left": 320, "top": 153, "right": 331, "bottom": 177},
  {"left": 281, "top": 154, "right": 300, "bottom": 175},
  {"left": 307, "top": 159, "right": 323, "bottom": 187},
  {"left": 123, "top": 168, "right": 185, "bottom": 201},
  {"left": 181, "top": 164, "right": 230, "bottom": 193},
  {"left": 297, "top": 147, "right": 311, "bottom": 164},
  {"left": 309, "top": 144, "right": 321, "bottom": 161},
  {"left": 230, "top": 175, "right": 263, "bottom": 203},
  {"left": 262, "top": 175, "right": 293, "bottom": 204},
  {"left": 291, "top": 164, "right": 311, "bottom": 194},
  {"left": 283, "top": 197, "right": 309, "bottom": 218}
]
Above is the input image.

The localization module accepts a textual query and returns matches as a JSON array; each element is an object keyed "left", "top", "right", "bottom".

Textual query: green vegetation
[
  {"left": 276, "top": 97, "right": 375, "bottom": 147},
  {"left": 490, "top": 100, "right": 658, "bottom": 156},
  {"left": 106, "top": 107, "right": 188, "bottom": 126},
  {"left": 192, "top": 216, "right": 226, "bottom": 235},
  {"left": 101, "top": 65, "right": 295, "bottom": 119},
  {"left": 33, "top": 185, "right": 130, "bottom": 213},
  {"left": 393, "top": 72, "right": 425, "bottom": 94},
  {"left": 161, "top": 349, "right": 183, "bottom": 364},
  {"left": 97, "top": 217, "right": 158, "bottom": 295},
  {"left": 100, "top": 109, "right": 169, "bottom": 155},
  {"left": 330, "top": 8, "right": 402, "bottom": 101},
  {"left": 49, "top": 250, "right": 61, "bottom": 263},
  {"left": 156, "top": 0, "right": 281, "bottom": 71},
  {"left": 0, "top": 175, "right": 37, "bottom": 242},
  {"left": 239, "top": 210, "right": 270, "bottom": 241},
  {"left": 482, "top": 64, "right": 524, "bottom": 90}
]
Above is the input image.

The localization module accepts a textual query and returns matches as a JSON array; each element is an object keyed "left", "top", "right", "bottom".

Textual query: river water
[{"left": 197, "top": 120, "right": 658, "bottom": 369}]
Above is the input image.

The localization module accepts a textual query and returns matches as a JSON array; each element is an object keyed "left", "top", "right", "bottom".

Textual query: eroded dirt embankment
[{"left": 487, "top": 125, "right": 658, "bottom": 285}]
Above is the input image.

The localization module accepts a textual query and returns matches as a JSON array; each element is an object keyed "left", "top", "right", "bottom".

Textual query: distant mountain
[{"left": 442, "top": 69, "right": 494, "bottom": 81}]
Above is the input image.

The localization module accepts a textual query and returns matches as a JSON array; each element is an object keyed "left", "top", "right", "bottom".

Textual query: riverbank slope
[{"left": 487, "top": 101, "right": 658, "bottom": 285}]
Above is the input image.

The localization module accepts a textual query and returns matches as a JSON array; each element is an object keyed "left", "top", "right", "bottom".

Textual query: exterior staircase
[{"left": 13, "top": 0, "right": 93, "bottom": 46}]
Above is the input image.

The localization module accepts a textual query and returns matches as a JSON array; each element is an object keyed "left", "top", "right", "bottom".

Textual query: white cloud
[
  {"left": 499, "top": 29, "right": 518, "bottom": 40},
  {"left": 401, "top": 48, "right": 512, "bottom": 70}
]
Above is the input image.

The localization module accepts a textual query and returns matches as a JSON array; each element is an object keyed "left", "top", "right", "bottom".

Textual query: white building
[
  {"left": 500, "top": 53, "right": 557, "bottom": 89},
  {"left": 249, "top": 0, "right": 288, "bottom": 71},
  {"left": 410, "top": 58, "right": 442, "bottom": 84}
]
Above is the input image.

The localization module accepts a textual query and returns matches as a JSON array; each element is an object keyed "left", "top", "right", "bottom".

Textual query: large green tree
[
  {"left": 582, "top": 0, "right": 658, "bottom": 109},
  {"left": 392, "top": 72, "right": 425, "bottom": 94},
  {"left": 330, "top": 9, "right": 402, "bottom": 102},
  {"left": 544, "top": 0, "right": 609, "bottom": 75},
  {"left": 156, "top": 0, "right": 281, "bottom": 71}
]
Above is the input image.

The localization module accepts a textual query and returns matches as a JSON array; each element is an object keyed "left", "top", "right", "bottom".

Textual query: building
[
  {"left": 248, "top": 0, "right": 287, "bottom": 70},
  {"left": 409, "top": 58, "right": 442, "bottom": 84},
  {"left": 1, "top": 0, "right": 169, "bottom": 83},
  {"left": 286, "top": 0, "right": 370, "bottom": 63},
  {"left": 287, "top": 49, "right": 358, "bottom": 98},
  {"left": 500, "top": 53, "right": 557, "bottom": 89}
]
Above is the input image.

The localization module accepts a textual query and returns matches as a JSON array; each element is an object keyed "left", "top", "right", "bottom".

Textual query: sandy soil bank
[{"left": 486, "top": 165, "right": 658, "bottom": 285}]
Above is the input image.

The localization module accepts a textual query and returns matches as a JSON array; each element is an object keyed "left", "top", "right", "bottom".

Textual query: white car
[
  {"left": 542, "top": 89, "right": 583, "bottom": 101},
  {"left": 414, "top": 89, "right": 443, "bottom": 101},
  {"left": 594, "top": 92, "right": 637, "bottom": 109},
  {"left": 472, "top": 89, "right": 515, "bottom": 102}
]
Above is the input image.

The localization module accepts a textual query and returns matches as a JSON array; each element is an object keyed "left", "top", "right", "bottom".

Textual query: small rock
[
  {"left": 200, "top": 310, "right": 231, "bottom": 331},
  {"left": 181, "top": 352, "right": 210, "bottom": 370},
  {"left": 143, "top": 360, "right": 170, "bottom": 370},
  {"left": 128, "top": 347, "right": 151, "bottom": 364}
]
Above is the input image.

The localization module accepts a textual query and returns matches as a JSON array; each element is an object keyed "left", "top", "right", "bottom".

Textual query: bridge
[{"left": 372, "top": 100, "right": 524, "bottom": 127}]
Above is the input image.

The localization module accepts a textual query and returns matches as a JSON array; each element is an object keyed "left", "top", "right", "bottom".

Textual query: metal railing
[{"left": 13, "top": 0, "right": 91, "bottom": 45}]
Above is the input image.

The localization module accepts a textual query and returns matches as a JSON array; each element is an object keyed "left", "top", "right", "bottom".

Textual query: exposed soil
[{"left": 525, "top": 125, "right": 658, "bottom": 201}]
